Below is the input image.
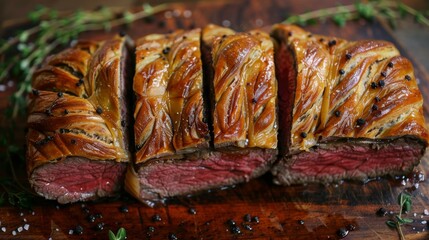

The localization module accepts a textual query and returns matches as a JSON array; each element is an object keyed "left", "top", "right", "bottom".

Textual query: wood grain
[{"left": 1, "top": 0, "right": 429, "bottom": 239}]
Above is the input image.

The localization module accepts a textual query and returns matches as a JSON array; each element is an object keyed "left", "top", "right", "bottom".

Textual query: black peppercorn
[
  {"left": 95, "top": 213, "right": 103, "bottom": 219},
  {"left": 46, "top": 136, "right": 53, "bottom": 141},
  {"left": 375, "top": 96, "right": 381, "bottom": 102},
  {"left": 87, "top": 214, "right": 96, "bottom": 223},
  {"left": 371, "top": 105, "right": 378, "bottom": 111},
  {"left": 388, "top": 62, "right": 393, "bottom": 68},
  {"left": 243, "top": 214, "right": 251, "bottom": 222},
  {"left": 339, "top": 69, "right": 345, "bottom": 75},
  {"left": 381, "top": 71, "right": 387, "bottom": 77},
  {"left": 336, "top": 228, "right": 349, "bottom": 238},
  {"left": 82, "top": 206, "right": 89, "bottom": 214},
  {"left": 376, "top": 207, "right": 387, "bottom": 216},
  {"left": 356, "top": 118, "right": 365, "bottom": 126},
  {"left": 371, "top": 82, "right": 377, "bottom": 89},
  {"left": 231, "top": 225, "right": 241, "bottom": 234},
  {"left": 152, "top": 214, "right": 162, "bottom": 222},
  {"left": 57, "top": 92, "right": 63, "bottom": 98},
  {"left": 405, "top": 75, "right": 411, "bottom": 81},
  {"left": 328, "top": 39, "right": 337, "bottom": 47},
  {"left": 71, "top": 139, "right": 76, "bottom": 145},
  {"left": 119, "top": 205, "right": 129, "bottom": 213},
  {"left": 188, "top": 208, "right": 197, "bottom": 215},
  {"left": 168, "top": 233, "right": 178, "bottom": 240},
  {"left": 45, "top": 109, "right": 52, "bottom": 115},
  {"left": 96, "top": 107, "right": 103, "bottom": 114},
  {"left": 252, "top": 98, "right": 257, "bottom": 104},
  {"left": 119, "top": 30, "right": 126, "bottom": 37},
  {"left": 298, "top": 220, "right": 305, "bottom": 225},
  {"left": 76, "top": 78, "right": 84, "bottom": 86},
  {"left": 252, "top": 216, "right": 260, "bottom": 223},
  {"left": 95, "top": 222, "right": 104, "bottom": 231},
  {"left": 300, "top": 132, "right": 307, "bottom": 138},
  {"left": 345, "top": 53, "right": 352, "bottom": 60},
  {"left": 226, "top": 219, "right": 236, "bottom": 226},
  {"left": 378, "top": 80, "right": 385, "bottom": 87},
  {"left": 148, "top": 226, "right": 155, "bottom": 232},
  {"left": 64, "top": 109, "right": 69, "bottom": 115},
  {"left": 74, "top": 225, "right": 83, "bottom": 235},
  {"left": 334, "top": 110, "right": 341, "bottom": 117},
  {"left": 243, "top": 224, "right": 252, "bottom": 231},
  {"left": 162, "top": 47, "right": 171, "bottom": 54},
  {"left": 32, "top": 89, "right": 40, "bottom": 96}
]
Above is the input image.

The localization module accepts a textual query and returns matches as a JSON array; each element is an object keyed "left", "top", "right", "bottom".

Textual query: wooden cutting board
[{"left": 1, "top": 0, "right": 429, "bottom": 239}]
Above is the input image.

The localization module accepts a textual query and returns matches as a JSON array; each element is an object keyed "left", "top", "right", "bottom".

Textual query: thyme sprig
[
  {"left": 284, "top": 0, "right": 429, "bottom": 28},
  {"left": 0, "top": 3, "right": 168, "bottom": 118},
  {"left": 386, "top": 192, "right": 413, "bottom": 240},
  {"left": 108, "top": 227, "right": 126, "bottom": 240}
]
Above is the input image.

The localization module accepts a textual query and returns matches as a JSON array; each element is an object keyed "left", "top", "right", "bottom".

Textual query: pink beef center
[
  {"left": 31, "top": 157, "right": 126, "bottom": 203},
  {"left": 138, "top": 150, "right": 276, "bottom": 199},
  {"left": 289, "top": 139, "right": 424, "bottom": 178}
]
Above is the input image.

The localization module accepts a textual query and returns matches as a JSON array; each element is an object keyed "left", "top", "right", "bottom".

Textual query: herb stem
[
  {"left": 283, "top": 0, "right": 429, "bottom": 27},
  {"left": 397, "top": 221, "right": 405, "bottom": 240},
  {"left": 283, "top": 4, "right": 357, "bottom": 24},
  {"left": 1, "top": 3, "right": 170, "bottom": 117}
]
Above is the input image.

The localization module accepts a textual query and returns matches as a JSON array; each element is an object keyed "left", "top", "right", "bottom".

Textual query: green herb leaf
[
  {"left": 416, "top": 12, "right": 425, "bottom": 24},
  {"left": 108, "top": 228, "right": 126, "bottom": 240},
  {"left": 116, "top": 228, "right": 126, "bottom": 240},
  {"left": 386, "top": 220, "right": 397, "bottom": 228},
  {"left": 123, "top": 11, "right": 135, "bottom": 24},
  {"left": 398, "top": 192, "right": 412, "bottom": 212},
  {"left": 332, "top": 13, "right": 347, "bottom": 27},
  {"left": 19, "top": 32, "right": 29, "bottom": 42},
  {"left": 108, "top": 230, "right": 116, "bottom": 240},
  {"left": 402, "top": 218, "right": 414, "bottom": 224},
  {"left": 398, "top": 3, "right": 408, "bottom": 18}
]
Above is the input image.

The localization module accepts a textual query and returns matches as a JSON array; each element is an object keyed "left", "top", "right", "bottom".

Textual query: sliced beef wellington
[
  {"left": 271, "top": 24, "right": 429, "bottom": 185},
  {"left": 126, "top": 25, "right": 278, "bottom": 202},
  {"left": 27, "top": 36, "right": 133, "bottom": 203}
]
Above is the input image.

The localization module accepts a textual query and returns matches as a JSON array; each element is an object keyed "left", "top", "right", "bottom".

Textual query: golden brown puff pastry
[
  {"left": 27, "top": 35, "right": 132, "bottom": 203},
  {"left": 133, "top": 28, "right": 209, "bottom": 163},
  {"left": 203, "top": 25, "right": 278, "bottom": 149},
  {"left": 126, "top": 26, "right": 278, "bottom": 202},
  {"left": 271, "top": 24, "right": 428, "bottom": 185},
  {"left": 272, "top": 24, "right": 428, "bottom": 152}
]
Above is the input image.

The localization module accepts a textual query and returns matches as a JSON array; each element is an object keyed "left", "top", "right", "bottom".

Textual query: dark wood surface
[{"left": 1, "top": 0, "right": 429, "bottom": 239}]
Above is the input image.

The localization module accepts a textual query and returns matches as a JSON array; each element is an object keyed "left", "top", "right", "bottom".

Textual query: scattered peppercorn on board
[{"left": 1, "top": 0, "right": 429, "bottom": 239}]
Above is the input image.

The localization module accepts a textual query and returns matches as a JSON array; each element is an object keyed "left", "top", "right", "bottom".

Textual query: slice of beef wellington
[
  {"left": 126, "top": 26, "right": 278, "bottom": 202},
  {"left": 271, "top": 24, "right": 429, "bottom": 185},
  {"left": 27, "top": 36, "right": 134, "bottom": 203}
]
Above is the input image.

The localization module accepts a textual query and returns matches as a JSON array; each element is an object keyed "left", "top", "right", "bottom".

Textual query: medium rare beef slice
[
  {"left": 27, "top": 36, "right": 133, "bottom": 203},
  {"left": 271, "top": 24, "right": 429, "bottom": 184},
  {"left": 126, "top": 26, "right": 278, "bottom": 202},
  {"left": 127, "top": 29, "right": 211, "bottom": 200},
  {"left": 132, "top": 28, "right": 209, "bottom": 164}
]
